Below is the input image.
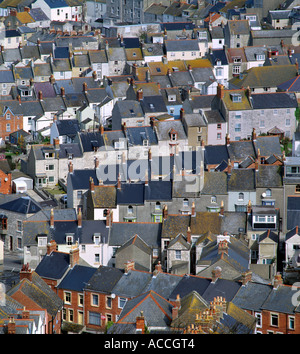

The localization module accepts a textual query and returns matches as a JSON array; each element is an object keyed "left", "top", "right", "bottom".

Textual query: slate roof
[
  {"left": 89, "top": 185, "right": 117, "bottom": 208},
  {"left": 198, "top": 237, "right": 250, "bottom": 274},
  {"left": 109, "top": 222, "right": 161, "bottom": 249},
  {"left": 117, "top": 183, "right": 145, "bottom": 205},
  {"left": 251, "top": 92, "right": 298, "bottom": 109},
  {"left": 227, "top": 141, "right": 255, "bottom": 161},
  {"left": 201, "top": 171, "right": 228, "bottom": 195},
  {"left": 260, "top": 285, "right": 297, "bottom": 315},
  {"left": 0, "top": 196, "right": 41, "bottom": 214},
  {"left": 125, "top": 126, "right": 158, "bottom": 146},
  {"left": 115, "top": 290, "right": 173, "bottom": 328},
  {"left": 84, "top": 266, "right": 124, "bottom": 294},
  {"left": 144, "top": 180, "right": 172, "bottom": 201},
  {"left": 161, "top": 214, "right": 190, "bottom": 239},
  {"left": 56, "top": 265, "right": 97, "bottom": 292},
  {"left": 35, "top": 251, "right": 70, "bottom": 280},
  {"left": 7, "top": 272, "right": 63, "bottom": 318},
  {"left": 68, "top": 169, "right": 99, "bottom": 190},
  {"left": 228, "top": 168, "right": 256, "bottom": 191},
  {"left": 229, "top": 65, "right": 298, "bottom": 89},
  {"left": 55, "top": 119, "right": 80, "bottom": 137},
  {"left": 23, "top": 219, "right": 109, "bottom": 246},
  {"left": 190, "top": 212, "right": 222, "bottom": 235},
  {"left": 204, "top": 145, "right": 229, "bottom": 166},
  {"left": 258, "top": 230, "right": 278, "bottom": 243},
  {"left": 169, "top": 274, "right": 242, "bottom": 303},
  {"left": 164, "top": 39, "right": 200, "bottom": 52},
  {"left": 256, "top": 165, "right": 283, "bottom": 188}
]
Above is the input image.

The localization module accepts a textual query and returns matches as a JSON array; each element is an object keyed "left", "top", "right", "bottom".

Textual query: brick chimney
[
  {"left": 227, "top": 159, "right": 231, "bottom": 175},
  {"left": 191, "top": 201, "right": 195, "bottom": 217},
  {"left": 172, "top": 294, "right": 181, "bottom": 322},
  {"left": 241, "top": 271, "right": 252, "bottom": 286},
  {"left": 217, "top": 83, "right": 224, "bottom": 99},
  {"left": 136, "top": 311, "right": 145, "bottom": 334},
  {"left": 187, "top": 226, "right": 191, "bottom": 243},
  {"left": 153, "top": 261, "right": 163, "bottom": 276},
  {"left": 38, "top": 90, "right": 43, "bottom": 100},
  {"left": 211, "top": 266, "right": 222, "bottom": 283},
  {"left": 47, "top": 239, "right": 57, "bottom": 255},
  {"left": 90, "top": 177, "right": 95, "bottom": 192},
  {"left": 218, "top": 240, "right": 228, "bottom": 257},
  {"left": 69, "top": 242, "right": 80, "bottom": 268},
  {"left": 20, "top": 263, "right": 33, "bottom": 282},
  {"left": 68, "top": 161, "right": 74, "bottom": 174},
  {"left": 7, "top": 317, "right": 16, "bottom": 334},
  {"left": 77, "top": 207, "right": 82, "bottom": 228},
  {"left": 220, "top": 200, "right": 224, "bottom": 216},
  {"left": 117, "top": 173, "right": 121, "bottom": 189},
  {"left": 163, "top": 205, "right": 168, "bottom": 219},
  {"left": 95, "top": 157, "right": 99, "bottom": 169},
  {"left": 247, "top": 200, "right": 252, "bottom": 215},
  {"left": 124, "top": 260, "right": 135, "bottom": 274},
  {"left": 22, "top": 307, "right": 30, "bottom": 319},
  {"left": 273, "top": 272, "right": 283, "bottom": 289},
  {"left": 50, "top": 208, "right": 54, "bottom": 229},
  {"left": 137, "top": 88, "right": 143, "bottom": 101}
]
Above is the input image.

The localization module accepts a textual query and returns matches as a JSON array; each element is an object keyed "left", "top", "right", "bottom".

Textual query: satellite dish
[
  {"left": 111, "top": 293, "right": 116, "bottom": 299},
  {"left": 262, "top": 193, "right": 266, "bottom": 198}
]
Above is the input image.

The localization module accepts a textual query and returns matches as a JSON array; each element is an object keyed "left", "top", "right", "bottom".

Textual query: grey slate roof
[
  {"left": 56, "top": 264, "right": 97, "bottom": 292},
  {"left": 228, "top": 169, "right": 256, "bottom": 191},
  {"left": 109, "top": 222, "right": 162, "bottom": 249},
  {"left": 84, "top": 266, "right": 124, "bottom": 293}
]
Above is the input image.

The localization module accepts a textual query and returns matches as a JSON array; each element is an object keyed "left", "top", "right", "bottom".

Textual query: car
[{"left": 60, "top": 195, "right": 67, "bottom": 204}]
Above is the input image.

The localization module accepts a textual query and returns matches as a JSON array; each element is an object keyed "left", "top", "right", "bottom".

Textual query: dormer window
[
  {"left": 230, "top": 93, "right": 242, "bottom": 102},
  {"left": 94, "top": 234, "right": 101, "bottom": 245},
  {"left": 66, "top": 234, "right": 74, "bottom": 245}
]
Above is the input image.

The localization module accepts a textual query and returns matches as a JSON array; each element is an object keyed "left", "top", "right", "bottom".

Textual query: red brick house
[
  {"left": 0, "top": 159, "right": 12, "bottom": 194},
  {"left": 0, "top": 106, "right": 23, "bottom": 142},
  {"left": 7, "top": 263, "right": 63, "bottom": 334}
]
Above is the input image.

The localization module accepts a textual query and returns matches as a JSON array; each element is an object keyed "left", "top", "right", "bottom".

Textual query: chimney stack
[
  {"left": 191, "top": 201, "right": 195, "bottom": 217},
  {"left": 68, "top": 161, "right": 74, "bottom": 174},
  {"left": 247, "top": 200, "right": 252, "bottom": 215},
  {"left": 137, "top": 88, "right": 143, "bottom": 101},
  {"left": 241, "top": 271, "right": 252, "bottom": 286},
  {"left": 83, "top": 82, "right": 87, "bottom": 93},
  {"left": 47, "top": 239, "right": 57, "bottom": 255},
  {"left": 20, "top": 263, "right": 33, "bottom": 282},
  {"left": 136, "top": 311, "right": 145, "bottom": 334},
  {"left": 153, "top": 261, "right": 163, "bottom": 276},
  {"left": 95, "top": 157, "right": 99, "bottom": 169},
  {"left": 77, "top": 207, "right": 82, "bottom": 228},
  {"left": 50, "top": 208, "right": 54, "bottom": 228},
  {"left": 90, "top": 177, "right": 95, "bottom": 192},
  {"left": 22, "top": 307, "right": 30, "bottom": 319},
  {"left": 218, "top": 240, "right": 228, "bottom": 257},
  {"left": 211, "top": 266, "right": 222, "bottom": 283},
  {"left": 163, "top": 204, "right": 168, "bottom": 219},
  {"left": 117, "top": 173, "right": 121, "bottom": 189},
  {"left": 187, "top": 226, "right": 191, "bottom": 243},
  {"left": 7, "top": 317, "right": 16, "bottom": 334},
  {"left": 69, "top": 241, "right": 80, "bottom": 268},
  {"left": 273, "top": 272, "right": 283, "bottom": 289},
  {"left": 217, "top": 83, "right": 224, "bottom": 99},
  {"left": 60, "top": 87, "right": 65, "bottom": 97},
  {"left": 220, "top": 200, "right": 224, "bottom": 216},
  {"left": 124, "top": 260, "right": 135, "bottom": 273}
]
